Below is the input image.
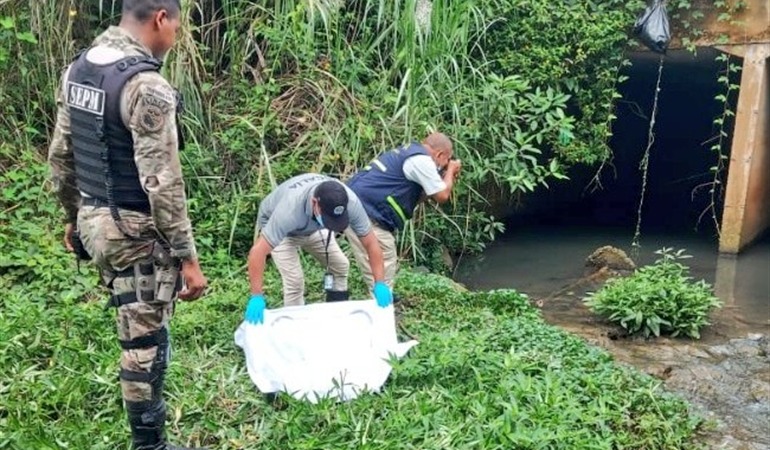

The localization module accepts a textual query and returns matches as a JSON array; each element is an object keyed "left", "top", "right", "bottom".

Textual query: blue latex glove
[
  {"left": 373, "top": 281, "right": 393, "bottom": 308},
  {"left": 245, "top": 294, "right": 266, "bottom": 325}
]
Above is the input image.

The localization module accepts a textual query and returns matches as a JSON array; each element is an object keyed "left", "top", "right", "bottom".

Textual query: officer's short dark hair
[{"left": 123, "top": 0, "right": 181, "bottom": 22}]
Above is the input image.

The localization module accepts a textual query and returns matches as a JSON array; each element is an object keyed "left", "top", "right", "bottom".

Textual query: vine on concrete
[
  {"left": 631, "top": 0, "right": 746, "bottom": 249},
  {"left": 694, "top": 52, "right": 741, "bottom": 235},
  {"left": 692, "top": 0, "right": 746, "bottom": 237},
  {"left": 703, "top": 1, "right": 745, "bottom": 237}
]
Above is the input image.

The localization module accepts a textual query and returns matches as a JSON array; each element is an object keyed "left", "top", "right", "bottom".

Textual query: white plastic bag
[{"left": 234, "top": 299, "right": 418, "bottom": 403}]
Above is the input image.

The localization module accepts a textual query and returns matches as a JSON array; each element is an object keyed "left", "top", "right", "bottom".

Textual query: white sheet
[{"left": 234, "top": 299, "right": 418, "bottom": 403}]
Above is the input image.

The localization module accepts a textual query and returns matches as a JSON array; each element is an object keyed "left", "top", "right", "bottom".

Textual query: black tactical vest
[{"left": 67, "top": 50, "right": 185, "bottom": 214}]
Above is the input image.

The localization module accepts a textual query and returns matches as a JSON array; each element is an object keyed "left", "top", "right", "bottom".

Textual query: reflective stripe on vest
[{"left": 346, "top": 142, "right": 429, "bottom": 231}]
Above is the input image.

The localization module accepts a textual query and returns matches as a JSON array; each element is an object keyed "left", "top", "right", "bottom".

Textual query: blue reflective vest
[{"left": 347, "top": 142, "right": 430, "bottom": 231}]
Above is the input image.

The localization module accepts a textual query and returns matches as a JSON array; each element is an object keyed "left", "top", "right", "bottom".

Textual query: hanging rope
[{"left": 631, "top": 54, "right": 665, "bottom": 258}]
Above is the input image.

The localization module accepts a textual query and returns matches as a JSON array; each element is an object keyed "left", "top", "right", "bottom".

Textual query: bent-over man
[
  {"left": 244, "top": 173, "right": 393, "bottom": 325},
  {"left": 344, "top": 132, "right": 461, "bottom": 292}
]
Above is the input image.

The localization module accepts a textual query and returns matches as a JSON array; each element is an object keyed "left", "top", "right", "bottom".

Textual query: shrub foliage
[
  {"left": 0, "top": 0, "right": 723, "bottom": 267},
  {"left": 584, "top": 248, "right": 723, "bottom": 339}
]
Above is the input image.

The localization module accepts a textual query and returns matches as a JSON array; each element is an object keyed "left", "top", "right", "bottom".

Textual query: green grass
[
  {"left": 1, "top": 146, "right": 705, "bottom": 449},
  {"left": 1, "top": 252, "right": 705, "bottom": 449}
]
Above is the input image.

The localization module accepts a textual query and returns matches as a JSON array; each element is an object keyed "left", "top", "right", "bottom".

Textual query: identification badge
[
  {"left": 323, "top": 273, "right": 334, "bottom": 291},
  {"left": 66, "top": 81, "right": 105, "bottom": 115}
]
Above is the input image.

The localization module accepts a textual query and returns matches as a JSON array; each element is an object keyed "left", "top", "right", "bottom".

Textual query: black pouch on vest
[{"left": 71, "top": 230, "right": 92, "bottom": 261}]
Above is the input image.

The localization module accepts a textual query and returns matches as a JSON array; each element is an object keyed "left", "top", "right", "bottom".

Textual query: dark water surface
[{"left": 455, "top": 224, "right": 770, "bottom": 333}]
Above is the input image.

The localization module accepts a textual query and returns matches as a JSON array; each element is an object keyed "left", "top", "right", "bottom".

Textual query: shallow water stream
[{"left": 456, "top": 225, "right": 770, "bottom": 449}]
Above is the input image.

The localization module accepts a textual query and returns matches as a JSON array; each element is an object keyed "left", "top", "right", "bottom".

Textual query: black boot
[
  {"left": 126, "top": 400, "right": 209, "bottom": 450},
  {"left": 127, "top": 400, "right": 167, "bottom": 450},
  {"left": 326, "top": 290, "right": 349, "bottom": 302}
]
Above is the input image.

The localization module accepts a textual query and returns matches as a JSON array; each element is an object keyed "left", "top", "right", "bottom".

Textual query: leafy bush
[
  {"left": 583, "top": 248, "right": 723, "bottom": 339},
  {"left": 2, "top": 0, "right": 735, "bottom": 267},
  {"left": 0, "top": 145, "right": 98, "bottom": 299},
  {"left": 476, "top": 0, "right": 641, "bottom": 165}
]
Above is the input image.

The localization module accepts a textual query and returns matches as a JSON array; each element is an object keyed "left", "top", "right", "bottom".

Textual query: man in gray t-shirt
[{"left": 244, "top": 173, "right": 392, "bottom": 325}]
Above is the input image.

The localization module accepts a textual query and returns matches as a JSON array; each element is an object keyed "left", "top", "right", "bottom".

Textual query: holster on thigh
[{"left": 104, "top": 257, "right": 181, "bottom": 310}]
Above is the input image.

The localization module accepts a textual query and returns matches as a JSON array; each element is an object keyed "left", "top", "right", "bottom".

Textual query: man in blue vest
[{"left": 344, "top": 132, "right": 461, "bottom": 292}]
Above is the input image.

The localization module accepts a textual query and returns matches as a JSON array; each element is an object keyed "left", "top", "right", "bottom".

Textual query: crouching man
[
  {"left": 244, "top": 173, "right": 393, "bottom": 324},
  {"left": 345, "top": 132, "right": 461, "bottom": 294}
]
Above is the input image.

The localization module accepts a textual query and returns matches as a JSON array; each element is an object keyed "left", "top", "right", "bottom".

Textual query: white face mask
[{"left": 312, "top": 199, "right": 325, "bottom": 228}]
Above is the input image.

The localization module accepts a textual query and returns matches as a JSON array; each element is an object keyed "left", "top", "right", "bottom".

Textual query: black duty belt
[{"left": 81, "top": 196, "right": 151, "bottom": 215}]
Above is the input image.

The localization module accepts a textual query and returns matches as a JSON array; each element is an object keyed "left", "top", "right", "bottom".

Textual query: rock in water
[{"left": 585, "top": 246, "right": 637, "bottom": 273}]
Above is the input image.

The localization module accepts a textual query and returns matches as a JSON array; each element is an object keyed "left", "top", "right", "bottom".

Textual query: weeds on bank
[
  {"left": 1, "top": 149, "right": 705, "bottom": 448},
  {"left": 0, "top": 0, "right": 653, "bottom": 270},
  {"left": 0, "top": 145, "right": 99, "bottom": 297}
]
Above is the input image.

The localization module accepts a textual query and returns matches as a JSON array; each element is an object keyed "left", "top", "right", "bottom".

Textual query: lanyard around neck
[{"left": 318, "top": 229, "right": 332, "bottom": 272}]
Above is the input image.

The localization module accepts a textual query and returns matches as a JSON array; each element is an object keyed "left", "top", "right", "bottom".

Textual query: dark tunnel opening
[
  {"left": 503, "top": 47, "right": 743, "bottom": 240},
  {"left": 455, "top": 46, "right": 770, "bottom": 338}
]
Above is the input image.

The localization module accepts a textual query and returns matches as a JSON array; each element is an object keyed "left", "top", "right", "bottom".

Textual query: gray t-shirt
[{"left": 257, "top": 173, "right": 372, "bottom": 247}]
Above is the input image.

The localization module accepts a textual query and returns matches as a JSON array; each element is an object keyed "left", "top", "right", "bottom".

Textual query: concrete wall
[
  {"left": 720, "top": 44, "right": 770, "bottom": 253},
  {"left": 742, "top": 71, "right": 770, "bottom": 240},
  {"left": 664, "top": 0, "right": 770, "bottom": 253},
  {"left": 671, "top": 0, "right": 770, "bottom": 52}
]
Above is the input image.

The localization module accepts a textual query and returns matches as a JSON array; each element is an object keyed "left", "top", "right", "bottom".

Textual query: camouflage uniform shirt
[{"left": 47, "top": 26, "right": 197, "bottom": 260}]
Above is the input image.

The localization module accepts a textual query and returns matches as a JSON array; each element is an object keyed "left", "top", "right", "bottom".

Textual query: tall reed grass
[{"left": 4, "top": 0, "right": 707, "bottom": 264}]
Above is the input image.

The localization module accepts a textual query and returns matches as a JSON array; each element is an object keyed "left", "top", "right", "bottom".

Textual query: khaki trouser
[
  {"left": 270, "top": 230, "right": 350, "bottom": 306},
  {"left": 344, "top": 222, "right": 398, "bottom": 290}
]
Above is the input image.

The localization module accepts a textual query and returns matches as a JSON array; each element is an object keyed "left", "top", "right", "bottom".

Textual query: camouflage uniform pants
[{"left": 77, "top": 205, "right": 179, "bottom": 404}]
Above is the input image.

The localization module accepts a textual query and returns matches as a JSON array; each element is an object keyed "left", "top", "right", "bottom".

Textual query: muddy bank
[{"left": 536, "top": 290, "right": 770, "bottom": 450}]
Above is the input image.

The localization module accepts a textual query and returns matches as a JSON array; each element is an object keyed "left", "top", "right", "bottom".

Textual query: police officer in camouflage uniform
[{"left": 47, "top": 1, "right": 208, "bottom": 449}]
